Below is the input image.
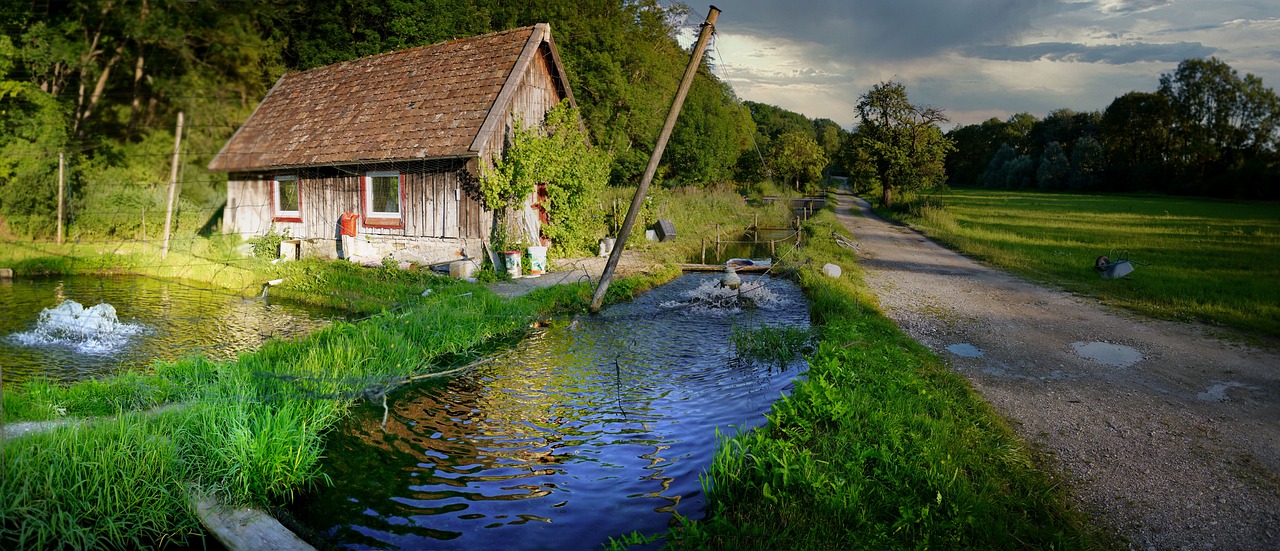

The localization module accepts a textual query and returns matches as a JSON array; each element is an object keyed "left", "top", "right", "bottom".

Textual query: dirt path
[{"left": 833, "top": 190, "right": 1280, "bottom": 549}]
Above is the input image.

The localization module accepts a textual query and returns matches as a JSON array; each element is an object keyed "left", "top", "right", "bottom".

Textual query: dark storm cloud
[
  {"left": 717, "top": 0, "right": 1067, "bottom": 60},
  {"left": 964, "top": 41, "right": 1217, "bottom": 63}
]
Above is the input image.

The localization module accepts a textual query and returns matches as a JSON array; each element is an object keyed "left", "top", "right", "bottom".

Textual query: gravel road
[{"left": 834, "top": 189, "right": 1280, "bottom": 550}]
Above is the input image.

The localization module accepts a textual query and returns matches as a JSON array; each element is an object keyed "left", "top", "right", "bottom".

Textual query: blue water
[{"left": 292, "top": 273, "right": 810, "bottom": 550}]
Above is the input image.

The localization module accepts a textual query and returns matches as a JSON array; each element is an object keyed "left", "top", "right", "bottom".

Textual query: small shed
[{"left": 208, "top": 24, "right": 575, "bottom": 265}]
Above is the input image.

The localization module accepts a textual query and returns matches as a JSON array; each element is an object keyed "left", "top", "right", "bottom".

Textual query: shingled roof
[{"left": 208, "top": 24, "right": 572, "bottom": 172}]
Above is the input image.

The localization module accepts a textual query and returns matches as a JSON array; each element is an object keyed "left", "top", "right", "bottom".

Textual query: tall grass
[
  {"left": 668, "top": 210, "right": 1104, "bottom": 550},
  {"left": 882, "top": 190, "right": 1280, "bottom": 338}
]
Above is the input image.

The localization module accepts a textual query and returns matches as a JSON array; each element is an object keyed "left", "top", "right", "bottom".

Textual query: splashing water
[
  {"left": 660, "top": 278, "right": 785, "bottom": 315},
  {"left": 10, "top": 300, "right": 144, "bottom": 355}
]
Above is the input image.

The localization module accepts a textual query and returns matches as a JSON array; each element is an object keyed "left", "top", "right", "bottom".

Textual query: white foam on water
[
  {"left": 660, "top": 279, "right": 786, "bottom": 316},
  {"left": 10, "top": 300, "right": 144, "bottom": 355}
]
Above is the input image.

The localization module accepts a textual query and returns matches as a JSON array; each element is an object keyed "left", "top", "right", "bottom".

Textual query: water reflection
[
  {"left": 0, "top": 275, "right": 339, "bottom": 383},
  {"left": 294, "top": 274, "right": 809, "bottom": 550}
]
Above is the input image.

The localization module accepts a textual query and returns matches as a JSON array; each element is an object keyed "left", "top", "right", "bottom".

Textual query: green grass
[
  {"left": 667, "top": 210, "right": 1105, "bottom": 550},
  {"left": 881, "top": 189, "right": 1280, "bottom": 339},
  {"left": 599, "top": 184, "right": 794, "bottom": 265}
]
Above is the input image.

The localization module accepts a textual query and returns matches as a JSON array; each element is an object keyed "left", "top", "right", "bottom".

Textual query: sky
[{"left": 674, "top": 0, "right": 1280, "bottom": 129}]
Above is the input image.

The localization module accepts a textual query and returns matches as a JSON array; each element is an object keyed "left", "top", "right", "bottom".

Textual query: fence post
[
  {"left": 56, "top": 152, "right": 65, "bottom": 245},
  {"left": 161, "top": 111, "right": 184, "bottom": 260}
]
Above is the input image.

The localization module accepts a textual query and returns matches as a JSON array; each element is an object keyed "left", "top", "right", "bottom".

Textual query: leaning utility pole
[
  {"left": 161, "top": 111, "right": 183, "bottom": 260},
  {"left": 590, "top": 5, "right": 720, "bottom": 312}
]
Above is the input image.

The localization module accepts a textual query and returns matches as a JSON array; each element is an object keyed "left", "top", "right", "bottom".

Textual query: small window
[
  {"left": 273, "top": 175, "right": 301, "bottom": 222},
  {"left": 362, "top": 171, "right": 403, "bottom": 226}
]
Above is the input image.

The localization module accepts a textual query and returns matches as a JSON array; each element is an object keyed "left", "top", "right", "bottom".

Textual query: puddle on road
[
  {"left": 1197, "top": 381, "right": 1257, "bottom": 402},
  {"left": 946, "top": 343, "right": 984, "bottom": 358},
  {"left": 1071, "top": 341, "right": 1142, "bottom": 367}
]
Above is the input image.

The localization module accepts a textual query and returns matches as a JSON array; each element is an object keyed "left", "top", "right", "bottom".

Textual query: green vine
[{"left": 481, "top": 101, "right": 612, "bottom": 255}]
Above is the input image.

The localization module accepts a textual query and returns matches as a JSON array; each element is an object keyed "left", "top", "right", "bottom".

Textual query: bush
[{"left": 249, "top": 226, "right": 289, "bottom": 260}]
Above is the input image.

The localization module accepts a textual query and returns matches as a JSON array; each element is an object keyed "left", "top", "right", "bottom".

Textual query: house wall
[{"left": 224, "top": 161, "right": 492, "bottom": 265}]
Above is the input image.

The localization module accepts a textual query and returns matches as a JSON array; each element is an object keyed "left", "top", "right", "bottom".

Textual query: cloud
[
  {"left": 965, "top": 41, "right": 1217, "bottom": 64},
  {"left": 714, "top": 0, "right": 1066, "bottom": 61},
  {"left": 1097, "top": 0, "right": 1172, "bottom": 15}
]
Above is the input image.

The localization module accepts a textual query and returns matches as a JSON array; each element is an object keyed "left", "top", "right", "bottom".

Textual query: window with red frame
[
  {"left": 273, "top": 175, "right": 301, "bottom": 222},
  {"left": 363, "top": 171, "right": 403, "bottom": 226}
]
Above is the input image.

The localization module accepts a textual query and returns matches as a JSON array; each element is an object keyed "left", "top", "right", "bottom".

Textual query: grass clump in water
[{"left": 730, "top": 324, "right": 813, "bottom": 366}]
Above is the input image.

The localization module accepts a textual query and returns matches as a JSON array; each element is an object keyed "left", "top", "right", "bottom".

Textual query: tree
[
  {"left": 979, "top": 144, "right": 1018, "bottom": 188},
  {"left": 769, "top": 131, "right": 827, "bottom": 192},
  {"left": 1036, "top": 142, "right": 1069, "bottom": 190},
  {"left": 1069, "top": 136, "right": 1106, "bottom": 190},
  {"left": 1101, "top": 91, "right": 1175, "bottom": 191},
  {"left": 0, "top": 35, "right": 69, "bottom": 237},
  {"left": 1158, "top": 57, "right": 1280, "bottom": 194},
  {"left": 854, "top": 81, "right": 952, "bottom": 207}
]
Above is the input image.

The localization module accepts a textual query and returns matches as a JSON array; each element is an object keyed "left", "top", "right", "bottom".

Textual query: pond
[
  {"left": 0, "top": 275, "right": 341, "bottom": 384},
  {"left": 291, "top": 273, "right": 810, "bottom": 549}
]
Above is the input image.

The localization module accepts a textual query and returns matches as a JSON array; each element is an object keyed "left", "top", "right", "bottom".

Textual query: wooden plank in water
[
  {"left": 677, "top": 263, "right": 771, "bottom": 273},
  {"left": 191, "top": 494, "right": 315, "bottom": 551}
]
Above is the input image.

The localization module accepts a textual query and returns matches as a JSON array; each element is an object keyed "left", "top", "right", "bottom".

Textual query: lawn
[{"left": 889, "top": 190, "right": 1280, "bottom": 339}]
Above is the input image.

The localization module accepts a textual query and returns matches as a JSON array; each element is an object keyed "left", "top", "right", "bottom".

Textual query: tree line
[
  {"left": 947, "top": 58, "right": 1280, "bottom": 199},
  {"left": 0, "top": 0, "right": 763, "bottom": 239}
]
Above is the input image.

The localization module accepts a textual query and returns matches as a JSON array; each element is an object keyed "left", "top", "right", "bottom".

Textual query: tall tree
[
  {"left": 769, "top": 131, "right": 826, "bottom": 192},
  {"left": 1036, "top": 141, "right": 1069, "bottom": 190},
  {"left": 1100, "top": 91, "right": 1175, "bottom": 191},
  {"left": 853, "top": 81, "right": 952, "bottom": 207},
  {"left": 1158, "top": 57, "right": 1280, "bottom": 194}
]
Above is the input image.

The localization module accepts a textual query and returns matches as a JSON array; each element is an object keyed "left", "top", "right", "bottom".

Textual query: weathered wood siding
[
  {"left": 475, "top": 44, "right": 568, "bottom": 163},
  {"left": 223, "top": 177, "right": 273, "bottom": 237},
  {"left": 225, "top": 162, "right": 486, "bottom": 241}
]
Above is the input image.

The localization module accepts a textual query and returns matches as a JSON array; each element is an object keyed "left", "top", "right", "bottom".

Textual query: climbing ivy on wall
[{"left": 482, "top": 101, "right": 612, "bottom": 255}]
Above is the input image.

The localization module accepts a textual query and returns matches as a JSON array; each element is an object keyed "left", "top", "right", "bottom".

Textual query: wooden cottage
[{"left": 208, "top": 24, "right": 575, "bottom": 265}]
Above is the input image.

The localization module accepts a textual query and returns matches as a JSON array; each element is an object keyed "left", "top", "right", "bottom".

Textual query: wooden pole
[
  {"left": 56, "top": 152, "right": 65, "bottom": 245},
  {"left": 161, "top": 112, "right": 183, "bottom": 260},
  {"left": 701, "top": 238, "right": 706, "bottom": 264},
  {"left": 753, "top": 214, "right": 758, "bottom": 243},
  {"left": 590, "top": 6, "right": 720, "bottom": 312}
]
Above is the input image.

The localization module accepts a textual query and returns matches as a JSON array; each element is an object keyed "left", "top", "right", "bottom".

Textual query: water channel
[
  {"left": 292, "top": 273, "right": 810, "bottom": 549},
  {"left": 1, "top": 275, "right": 340, "bottom": 383}
]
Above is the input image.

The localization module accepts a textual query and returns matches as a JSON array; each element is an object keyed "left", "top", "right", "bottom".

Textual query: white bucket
[
  {"left": 449, "top": 260, "right": 476, "bottom": 279},
  {"left": 503, "top": 251, "right": 522, "bottom": 278},
  {"left": 527, "top": 246, "right": 547, "bottom": 275}
]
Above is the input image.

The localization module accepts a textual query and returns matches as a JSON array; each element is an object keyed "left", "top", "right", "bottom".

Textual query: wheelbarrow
[{"left": 1094, "top": 249, "right": 1146, "bottom": 279}]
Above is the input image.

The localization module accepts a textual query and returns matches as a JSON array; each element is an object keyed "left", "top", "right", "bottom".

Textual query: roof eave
[{"left": 218, "top": 153, "right": 481, "bottom": 174}]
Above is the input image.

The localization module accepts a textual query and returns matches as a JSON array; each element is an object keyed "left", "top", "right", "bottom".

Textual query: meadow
[
  {"left": 891, "top": 190, "right": 1280, "bottom": 339},
  {"left": 3, "top": 185, "right": 1101, "bottom": 549}
]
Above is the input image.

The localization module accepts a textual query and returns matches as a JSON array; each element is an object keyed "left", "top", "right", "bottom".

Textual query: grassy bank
[
  {"left": 882, "top": 190, "right": 1280, "bottom": 338},
  {"left": 664, "top": 210, "right": 1104, "bottom": 550}
]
